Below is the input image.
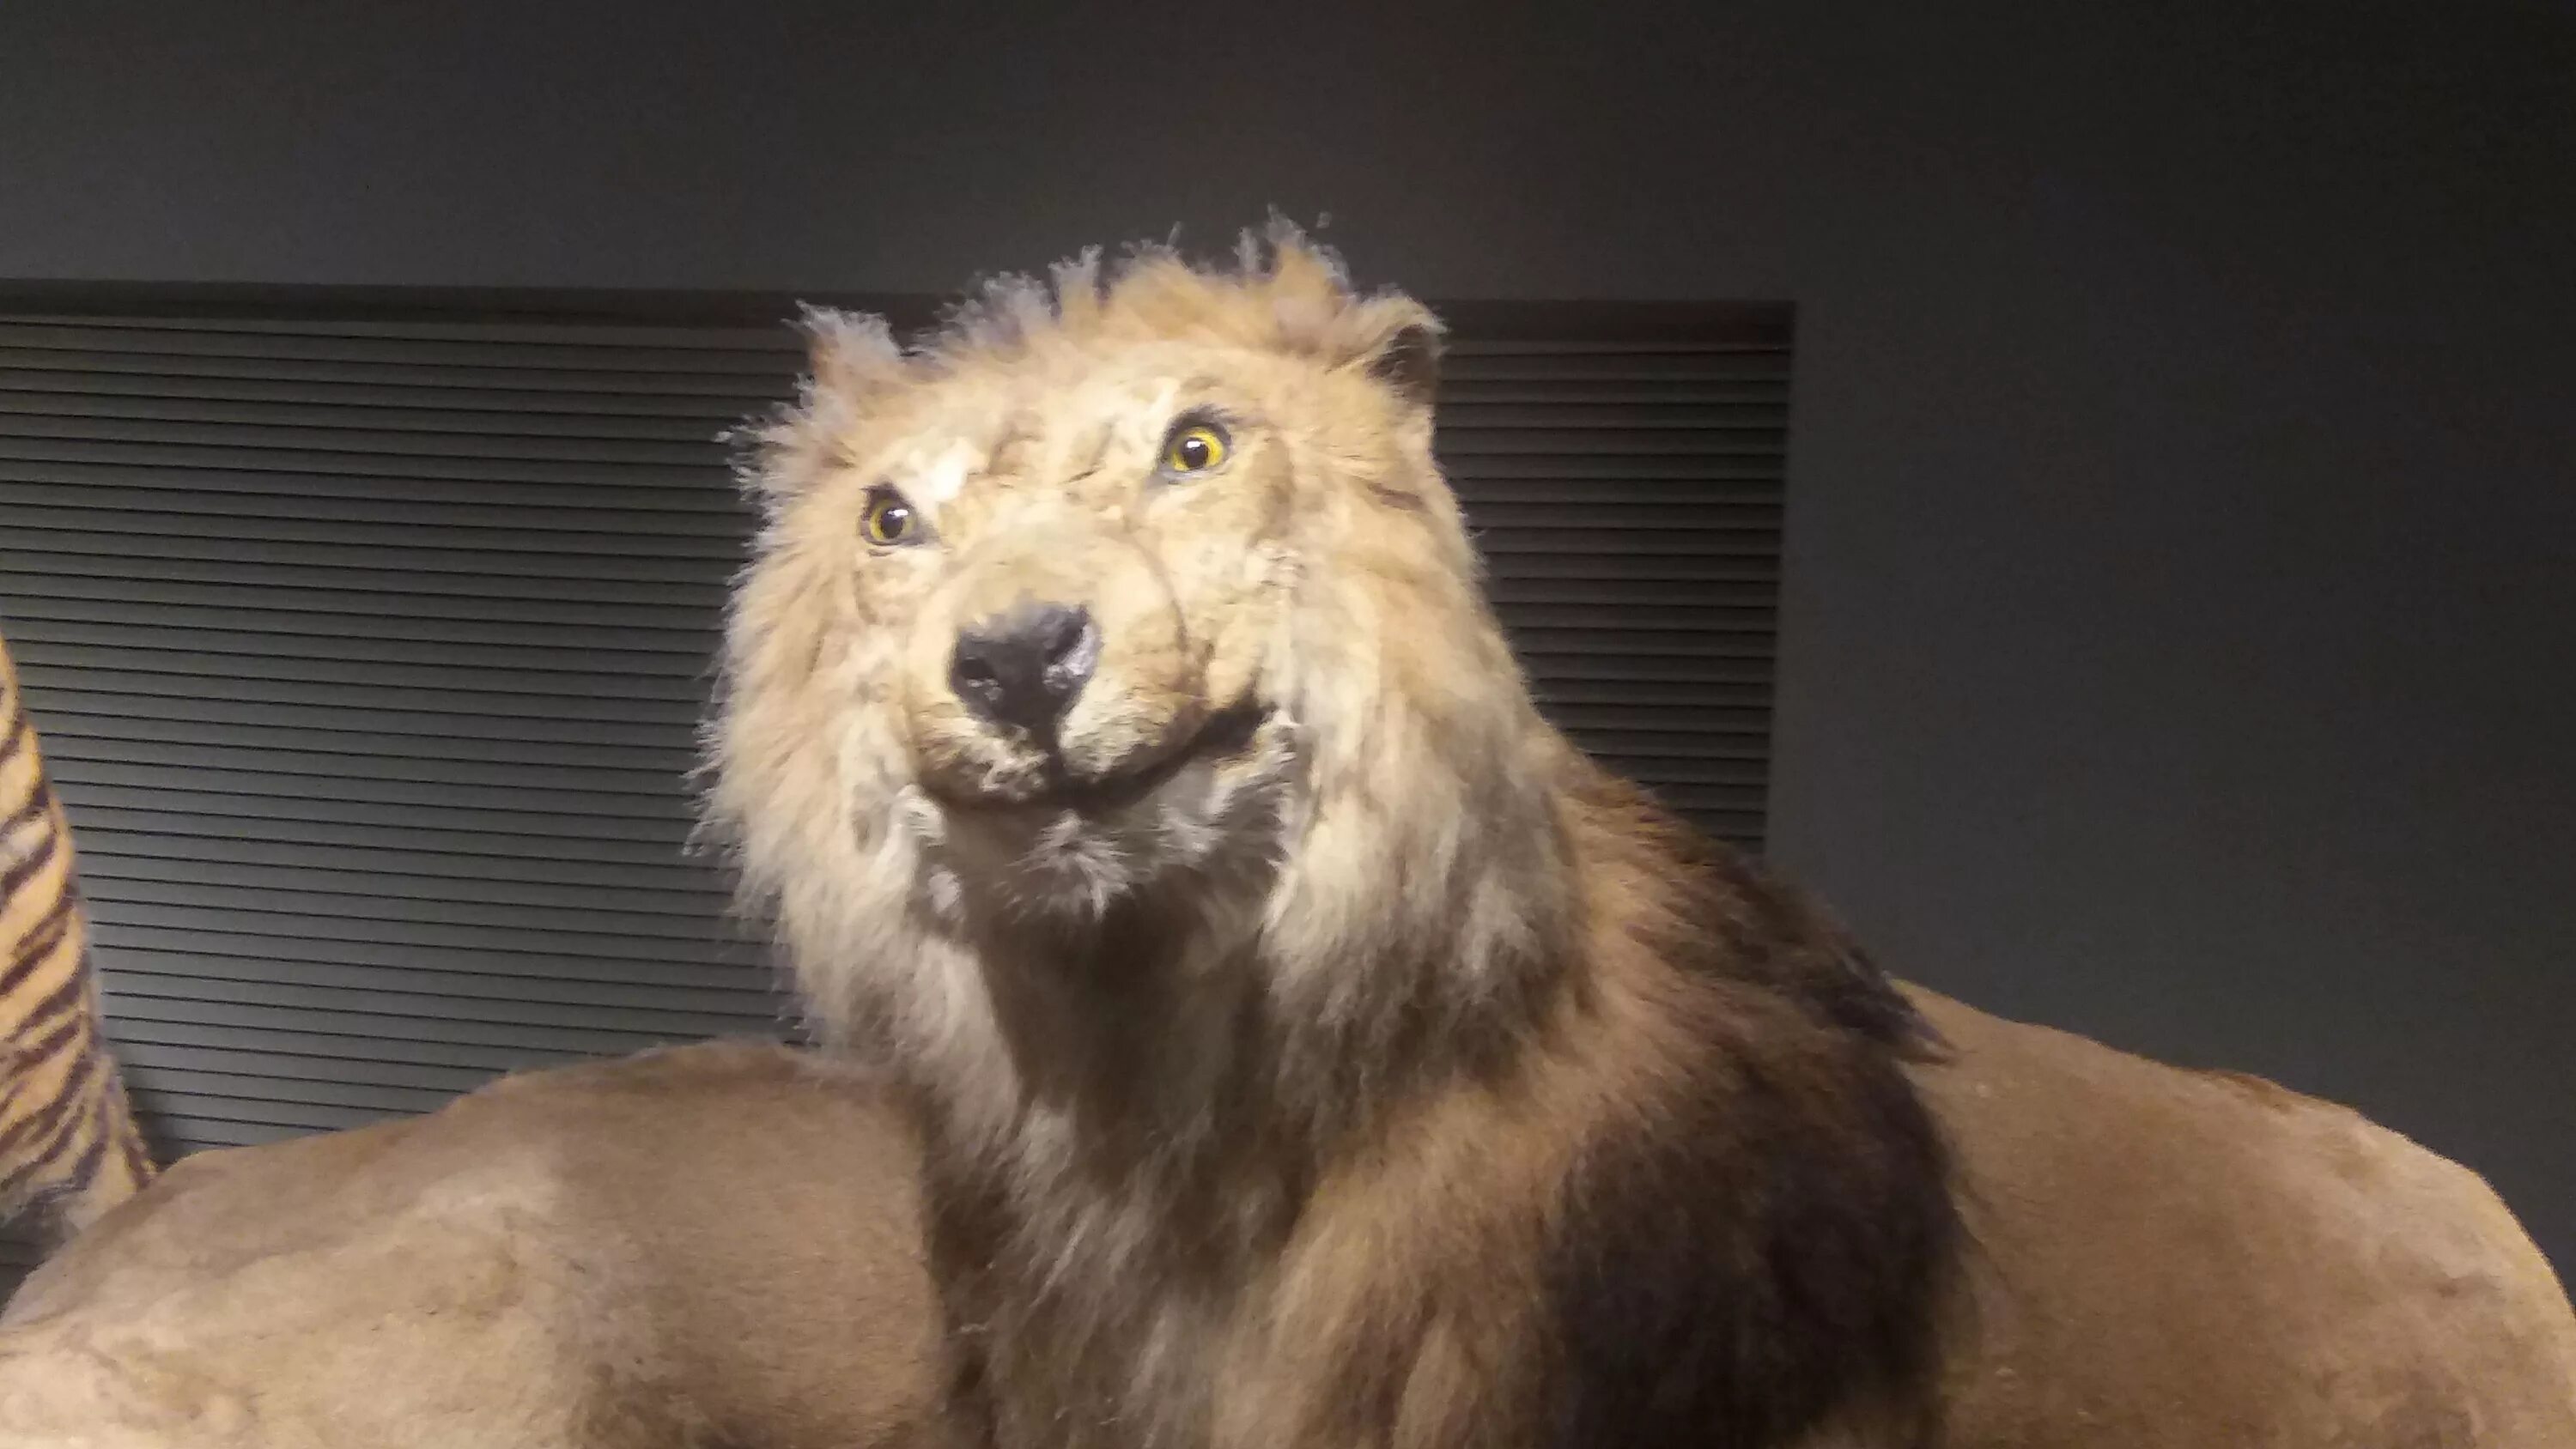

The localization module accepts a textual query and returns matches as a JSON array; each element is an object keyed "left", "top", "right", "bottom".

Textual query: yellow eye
[
  {"left": 860, "top": 487, "right": 919, "bottom": 547},
  {"left": 1163, "top": 422, "right": 1230, "bottom": 476}
]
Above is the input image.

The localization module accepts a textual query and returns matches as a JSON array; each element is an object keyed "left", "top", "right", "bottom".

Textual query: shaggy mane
[{"left": 702, "top": 219, "right": 1960, "bottom": 1449}]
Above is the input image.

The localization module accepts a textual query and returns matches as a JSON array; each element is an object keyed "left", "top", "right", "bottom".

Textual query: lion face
[
  {"left": 823, "top": 342, "right": 1346, "bottom": 911},
  {"left": 718, "top": 237, "right": 1546, "bottom": 940}
]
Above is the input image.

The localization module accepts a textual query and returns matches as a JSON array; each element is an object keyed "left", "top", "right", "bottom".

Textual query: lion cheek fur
[{"left": 705, "top": 229, "right": 1959, "bottom": 1449}]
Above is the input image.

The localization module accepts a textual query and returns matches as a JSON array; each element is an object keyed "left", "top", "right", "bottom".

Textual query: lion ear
[
  {"left": 1359, "top": 308, "right": 1443, "bottom": 411},
  {"left": 796, "top": 306, "right": 905, "bottom": 403},
  {"left": 1332, "top": 294, "right": 1443, "bottom": 413}
]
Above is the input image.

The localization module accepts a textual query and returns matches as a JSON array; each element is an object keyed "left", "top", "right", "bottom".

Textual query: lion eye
[
  {"left": 1161, "top": 421, "right": 1230, "bottom": 476},
  {"left": 860, "top": 486, "right": 920, "bottom": 547}
]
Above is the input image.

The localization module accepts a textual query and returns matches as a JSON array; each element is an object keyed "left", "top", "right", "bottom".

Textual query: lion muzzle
[{"left": 949, "top": 600, "right": 1100, "bottom": 737}]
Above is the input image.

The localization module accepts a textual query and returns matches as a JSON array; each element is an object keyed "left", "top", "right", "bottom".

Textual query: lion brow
[{"left": 1054, "top": 420, "right": 1115, "bottom": 487}]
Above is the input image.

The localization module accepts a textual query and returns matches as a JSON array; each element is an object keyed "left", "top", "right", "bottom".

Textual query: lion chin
[{"left": 902, "top": 702, "right": 1300, "bottom": 923}]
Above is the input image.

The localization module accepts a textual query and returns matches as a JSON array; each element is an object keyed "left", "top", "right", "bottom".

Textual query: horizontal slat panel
[
  {"left": 120, "top": 1064, "right": 456, "bottom": 1118},
  {"left": 80, "top": 878, "right": 739, "bottom": 954},
  {"left": 46, "top": 755, "right": 696, "bottom": 824},
  {"left": 4, "top": 568, "right": 723, "bottom": 633},
  {"left": 98, "top": 988, "right": 722, "bottom": 1058},
  {"left": 2, "top": 299, "right": 1785, "bottom": 1167},
  {"left": 121, "top": 1089, "right": 389, "bottom": 1137},
  {"left": 0, "top": 312, "right": 802, "bottom": 350},
  {"left": 109, "top": 967, "right": 771, "bottom": 1040},
  {"left": 1, "top": 543, "right": 730, "bottom": 606},
  {"left": 0, "top": 413, "right": 729, "bottom": 468},
  {"left": 44, "top": 708, "right": 700, "bottom": 773},
  {"left": 112, "top": 1039, "right": 497, "bottom": 1096},
  {"left": 1484, "top": 574, "right": 1779, "bottom": 604},
  {"left": 100, "top": 1011, "right": 597, "bottom": 1074},
  {"left": 46, "top": 724, "right": 704, "bottom": 792},
  {"left": 13, "top": 617, "right": 713, "bottom": 682},
  {"left": 1528, "top": 678, "right": 1774, "bottom": 707},
  {"left": 106, "top": 949, "right": 771, "bottom": 1018},
  {"left": 0, "top": 481, "right": 744, "bottom": 541},
  {"left": 90, "top": 920, "right": 771, "bottom": 993},
  {"left": 11, "top": 637, "right": 715, "bottom": 706},
  {"left": 3, "top": 524, "right": 732, "bottom": 582},
  {"left": 70, "top": 805, "right": 709, "bottom": 872},
  {"left": 1455, "top": 478, "right": 1782, "bottom": 506},
  {"left": 0, "top": 367, "right": 784, "bottom": 420},
  {"left": 0, "top": 345, "right": 795, "bottom": 400},
  {"left": 0, "top": 390, "right": 742, "bottom": 444},
  {"left": 10, "top": 650, "right": 712, "bottom": 725},
  {"left": 137, "top": 1119, "right": 319, "bottom": 1151},
  {"left": 1497, "top": 604, "right": 1777, "bottom": 634},
  {"left": 76, "top": 850, "right": 729, "bottom": 921},
  {"left": 1506, "top": 627, "right": 1773, "bottom": 658},
  {"left": 0, "top": 460, "right": 744, "bottom": 515},
  {"left": 0, "top": 497, "right": 744, "bottom": 555},
  {"left": 51, "top": 780, "right": 694, "bottom": 849},
  {"left": 0, "top": 437, "right": 730, "bottom": 489},
  {"left": 0, "top": 367, "right": 1790, "bottom": 415},
  {"left": 0, "top": 322, "right": 800, "bottom": 373},
  {"left": 80, "top": 840, "right": 718, "bottom": 906},
  {"left": 79, "top": 893, "right": 735, "bottom": 967}
]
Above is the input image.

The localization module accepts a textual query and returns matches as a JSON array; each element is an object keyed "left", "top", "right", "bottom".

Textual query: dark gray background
[{"left": 2, "top": 1, "right": 2568, "bottom": 1271}]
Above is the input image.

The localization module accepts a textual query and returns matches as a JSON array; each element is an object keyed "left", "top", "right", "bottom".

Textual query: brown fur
[
  {"left": 704, "top": 224, "right": 1961, "bottom": 1449},
  {"left": 0, "top": 1005, "right": 2567, "bottom": 1446},
  {"left": 1911, "top": 985, "right": 2576, "bottom": 1446},
  {"left": 0, "top": 1040, "right": 940, "bottom": 1449},
  {"left": 0, "top": 627, "right": 156, "bottom": 1246}
]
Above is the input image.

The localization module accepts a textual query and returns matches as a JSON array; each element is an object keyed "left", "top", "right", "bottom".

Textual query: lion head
[{"left": 705, "top": 223, "right": 1583, "bottom": 1134}]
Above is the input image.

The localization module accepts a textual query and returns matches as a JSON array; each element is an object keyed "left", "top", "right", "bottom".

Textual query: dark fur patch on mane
[{"left": 1541, "top": 773, "right": 1958, "bottom": 1449}]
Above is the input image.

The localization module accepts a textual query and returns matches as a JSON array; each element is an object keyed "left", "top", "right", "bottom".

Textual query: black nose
[{"left": 949, "top": 602, "right": 1099, "bottom": 735}]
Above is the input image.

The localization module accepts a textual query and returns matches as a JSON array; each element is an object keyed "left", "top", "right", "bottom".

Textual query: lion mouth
[{"left": 939, "top": 700, "right": 1273, "bottom": 817}]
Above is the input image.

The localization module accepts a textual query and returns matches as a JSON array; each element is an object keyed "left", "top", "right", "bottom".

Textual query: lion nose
[{"left": 950, "top": 602, "right": 1099, "bottom": 735}]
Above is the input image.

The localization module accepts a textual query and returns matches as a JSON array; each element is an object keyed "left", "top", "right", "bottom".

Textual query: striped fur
[{"left": 0, "top": 627, "right": 155, "bottom": 1246}]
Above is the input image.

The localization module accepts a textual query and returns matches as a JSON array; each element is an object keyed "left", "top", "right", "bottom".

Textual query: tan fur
[
  {"left": 1913, "top": 986, "right": 2576, "bottom": 1446},
  {"left": 0, "top": 1003, "right": 2566, "bottom": 1446},
  {"left": 0, "top": 627, "right": 156, "bottom": 1244},
  {"left": 0, "top": 1040, "right": 940, "bottom": 1449}
]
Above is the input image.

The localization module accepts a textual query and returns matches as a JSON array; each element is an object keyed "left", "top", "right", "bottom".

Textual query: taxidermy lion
[
  {"left": 697, "top": 221, "right": 2576, "bottom": 1449},
  {"left": 0, "top": 226, "right": 2566, "bottom": 1449}
]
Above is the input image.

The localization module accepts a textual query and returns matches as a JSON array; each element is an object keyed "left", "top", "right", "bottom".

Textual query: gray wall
[{"left": 5, "top": 1, "right": 2570, "bottom": 1269}]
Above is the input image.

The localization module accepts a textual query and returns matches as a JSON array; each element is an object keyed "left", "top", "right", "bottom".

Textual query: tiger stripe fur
[{"left": 0, "top": 627, "right": 156, "bottom": 1247}]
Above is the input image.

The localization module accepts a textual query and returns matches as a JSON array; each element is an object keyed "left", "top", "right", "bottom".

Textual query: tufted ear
[
  {"left": 1343, "top": 296, "right": 1444, "bottom": 412},
  {"left": 796, "top": 305, "right": 905, "bottom": 403}
]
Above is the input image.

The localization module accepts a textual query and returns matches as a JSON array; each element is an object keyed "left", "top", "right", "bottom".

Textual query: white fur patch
[{"left": 907, "top": 438, "right": 981, "bottom": 506}]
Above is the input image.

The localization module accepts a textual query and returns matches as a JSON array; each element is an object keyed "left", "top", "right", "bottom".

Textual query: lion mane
[{"left": 702, "top": 222, "right": 1959, "bottom": 1449}]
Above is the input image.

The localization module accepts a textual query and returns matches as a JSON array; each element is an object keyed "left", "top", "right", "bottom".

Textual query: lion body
[
  {"left": 0, "top": 995, "right": 2565, "bottom": 1447},
  {"left": 0, "top": 1040, "right": 940, "bottom": 1449},
  {"left": 1911, "top": 985, "right": 2576, "bottom": 1446}
]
